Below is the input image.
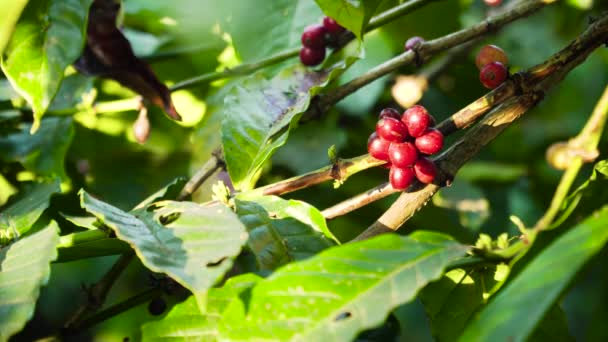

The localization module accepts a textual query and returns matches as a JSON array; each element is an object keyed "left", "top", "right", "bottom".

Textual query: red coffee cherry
[
  {"left": 404, "top": 36, "right": 425, "bottom": 51},
  {"left": 414, "top": 157, "right": 437, "bottom": 184},
  {"left": 300, "top": 47, "right": 326, "bottom": 66},
  {"left": 388, "top": 142, "right": 418, "bottom": 168},
  {"left": 402, "top": 105, "right": 433, "bottom": 138},
  {"left": 367, "top": 132, "right": 391, "bottom": 161},
  {"left": 415, "top": 128, "right": 444, "bottom": 155},
  {"left": 389, "top": 167, "right": 415, "bottom": 190},
  {"left": 484, "top": 0, "right": 502, "bottom": 7},
  {"left": 475, "top": 45, "right": 508, "bottom": 70},
  {"left": 322, "top": 17, "right": 345, "bottom": 36},
  {"left": 479, "top": 61, "right": 508, "bottom": 89},
  {"left": 301, "top": 24, "right": 327, "bottom": 49},
  {"left": 379, "top": 108, "right": 401, "bottom": 120},
  {"left": 376, "top": 117, "right": 408, "bottom": 142}
]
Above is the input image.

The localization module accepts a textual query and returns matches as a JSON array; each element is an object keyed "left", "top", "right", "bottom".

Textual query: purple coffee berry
[
  {"left": 300, "top": 47, "right": 326, "bottom": 66},
  {"left": 301, "top": 24, "right": 327, "bottom": 49},
  {"left": 379, "top": 108, "right": 401, "bottom": 121},
  {"left": 405, "top": 36, "right": 425, "bottom": 51}
]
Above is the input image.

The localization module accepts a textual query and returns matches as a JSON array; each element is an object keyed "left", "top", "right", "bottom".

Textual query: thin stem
[
  {"left": 178, "top": 150, "right": 223, "bottom": 200},
  {"left": 367, "top": 0, "right": 442, "bottom": 31},
  {"left": 246, "top": 155, "right": 384, "bottom": 197},
  {"left": 64, "top": 252, "right": 135, "bottom": 330},
  {"left": 70, "top": 288, "right": 162, "bottom": 333},
  {"left": 533, "top": 85, "right": 608, "bottom": 231},
  {"left": 322, "top": 182, "right": 396, "bottom": 220},
  {"left": 170, "top": 48, "right": 299, "bottom": 92}
]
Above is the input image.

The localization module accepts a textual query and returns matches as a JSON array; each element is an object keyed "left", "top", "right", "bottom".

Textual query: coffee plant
[{"left": 1, "top": 0, "right": 608, "bottom": 341}]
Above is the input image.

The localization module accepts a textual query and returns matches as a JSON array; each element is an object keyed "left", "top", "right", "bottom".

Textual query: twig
[
  {"left": 247, "top": 155, "right": 384, "bottom": 197},
  {"left": 177, "top": 150, "right": 224, "bottom": 200},
  {"left": 66, "top": 288, "right": 162, "bottom": 334},
  {"left": 321, "top": 182, "right": 396, "bottom": 220},
  {"left": 312, "top": 0, "right": 552, "bottom": 117},
  {"left": 64, "top": 252, "right": 135, "bottom": 330},
  {"left": 353, "top": 12, "right": 608, "bottom": 241},
  {"left": 533, "top": 85, "right": 608, "bottom": 231}
]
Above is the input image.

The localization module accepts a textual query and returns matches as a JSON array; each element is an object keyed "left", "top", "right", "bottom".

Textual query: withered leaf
[{"left": 74, "top": 0, "right": 181, "bottom": 120}]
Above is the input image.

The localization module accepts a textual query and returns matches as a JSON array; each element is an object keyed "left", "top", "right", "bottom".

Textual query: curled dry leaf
[
  {"left": 133, "top": 107, "right": 151, "bottom": 144},
  {"left": 74, "top": 0, "right": 181, "bottom": 121}
]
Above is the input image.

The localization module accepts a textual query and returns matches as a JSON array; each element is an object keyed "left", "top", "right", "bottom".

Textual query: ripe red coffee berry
[
  {"left": 402, "top": 105, "right": 432, "bottom": 138},
  {"left": 390, "top": 167, "right": 415, "bottom": 190},
  {"left": 414, "top": 157, "right": 437, "bottom": 184},
  {"left": 479, "top": 61, "right": 508, "bottom": 89},
  {"left": 300, "top": 47, "right": 325, "bottom": 66},
  {"left": 367, "top": 132, "right": 391, "bottom": 161},
  {"left": 376, "top": 117, "right": 408, "bottom": 142},
  {"left": 415, "top": 128, "right": 444, "bottom": 155},
  {"left": 322, "top": 17, "right": 345, "bottom": 36},
  {"left": 475, "top": 45, "right": 508, "bottom": 70},
  {"left": 389, "top": 142, "right": 418, "bottom": 168},
  {"left": 301, "top": 24, "right": 327, "bottom": 49},
  {"left": 404, "top": 36, "right": 425, "bottom": 51},
  {"left": 379, "top": 108, "right": 401, "bottom": 120}
]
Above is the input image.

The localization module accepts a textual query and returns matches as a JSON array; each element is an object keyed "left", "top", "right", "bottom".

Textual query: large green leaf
[
  {"left": 0, "top": 0, "right": 29, "bottom": 55},
  {"left": 235, "top": 196, "right": 335, "bottom": 270},
  {"left": 80, "top": 191, "right": 248, "bottom": 308},
  {"left": 0, "top": 0, "right": 93, "bottom": 132},
  {"left": 420, "top": 265, "right": 508, "bottom": 342},
  {"left": 552, "top": 160, "right": 608, "bottom": 229},
  {"left": 0, "top": 222, "right": 59, "bottom": 341},
  {"left": 0, "top": 179, "right": 60, "bottom": 242},
  {"left": 141, "top": 273, "right": 262, "bottom": 341},
  {"left": 315, "top": 0, "right": 383, "bottom": 39},
  {"left": 222, "top": 49, "right": 360, "bottom": 190},
  {"left": 459, "top": 206, "right": 608, "bottom": 342},
  {"left": 0, "top": 117, "right": 74, "bottom": 179},
  {"left": 228, "top": 0, "right": 322, "bottom": 62},
  {"left": 219, "top": 231, "right": 469, "bottom": 341}
]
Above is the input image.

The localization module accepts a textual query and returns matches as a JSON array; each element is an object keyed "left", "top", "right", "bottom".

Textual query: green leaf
[
  {"left": 141, "top": 273, "right": 262, "bottom": 341},
  {"left": 0, "top": 221, "right": 59, "bottom": 341},
  {"left": 1, "top": 0, "right": 93, "bottom": 132},
  {"left": 219, "top": 231, "right": 469, "bottom": 341},
  {"left": 222, "top": 50, "right": 360, "bottom": 190},
  {"left": 228, "top": 0, "right": 323, "bottom": 62},
  {"left": 0, "top": 0, "right": 29, "bottom": 56},
  {"left": 459, "top": 206, "right": 608, "bottom": 342},
  {"left": 0, "top": 179, "right": 60, "bottom": 241},
  {"left": 552, "top": 159, "right": 608, "bottom": 229},
  {"left": 314, "top": 0, "right": 383, "bottom": 39},
  {"left": 80, "top": 191, "right": 248, "bottom": 308},
  {"left": 134, "top": 177, "right": 188, "bottom": 210},
  {"left": 420, "top": 264, "right": 509, "bottom": 341},
  {"left": 235, "top": 197, "right": 335, "bottom": 271},
  {"left": 0, "top": 116, "right": 74, "bottom": 179}
]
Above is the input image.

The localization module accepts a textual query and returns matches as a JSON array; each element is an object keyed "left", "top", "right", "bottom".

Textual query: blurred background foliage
[{"left": 1, "top": 0, "right": 608, "bottom": 340}]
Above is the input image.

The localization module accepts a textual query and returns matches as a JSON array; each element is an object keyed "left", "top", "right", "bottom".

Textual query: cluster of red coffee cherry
[
  {"left": 477, "top": 44, "right": 509, "bottom": 89},
  {"left": 299, "top": 17, "right": 346, "bottom": 66},
  {"left": 367, "top": 105, "right": 444, "bottom": 190}
]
